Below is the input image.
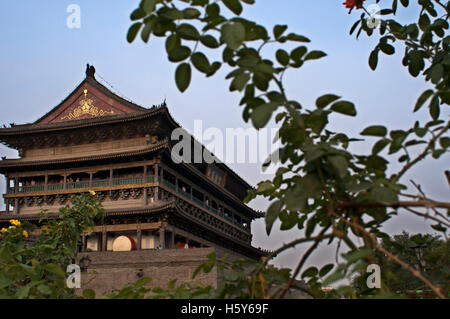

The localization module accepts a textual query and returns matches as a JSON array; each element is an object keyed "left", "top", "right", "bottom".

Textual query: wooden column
[
  {"left": 171, "top": 230, "right": 175, "bottom": 248},
  {"left": 14, "top": 198, "right": 19, "bottom": 215},
  {"left": 44, "top": 175, "right": 48, "bottom": 192},
  {"left": 102, "top": 230, "right": 107, "bottom": 251},
  {"left": 143, "top": 165, "right": 148, "bottom": 206},
  {"left": 154, "top": 164, "right": 159, "bottom": 200},
  {"left": 109, "top": 168, "right": 113, "bottom": 187},
  {"left": 14, "top": 177, "right": 18, "bottom": 193},
  {"left": 159, "top": 226, "right": 165, "bottom": 249},
  {"left": 5, "top": 199, "right": 9, "bottom": 213},
  {"left": 89, "top": 173, "right": 93, "bottom": 188},
  {"left": 63, "top": 175, "right": 67, "bottom": 190},
  {"left": 137, "top": 229, "right": 142, "bottom": 251}
]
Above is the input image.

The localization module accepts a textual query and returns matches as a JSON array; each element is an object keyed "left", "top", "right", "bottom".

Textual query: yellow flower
[
  {"left": 8, "top": 226, "right": 16, "bottom": 229},
  {"left": 1, "top": 228, "right": 7, "bottom": 233},
  {"left": 89, "top": 190, "right": 96, "bottom": 196},
  {"left": 9, "top": 219, "right": 21, "bottom": 227},
  {"left": 22, "top": 230, "right": 28, "bottom": 238}
]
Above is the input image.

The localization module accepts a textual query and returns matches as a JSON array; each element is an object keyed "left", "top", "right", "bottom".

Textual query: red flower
[{"left": 342, "top": 0, "right": 366, "bottom": 13}]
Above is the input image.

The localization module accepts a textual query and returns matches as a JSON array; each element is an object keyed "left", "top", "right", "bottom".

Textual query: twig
[
  {"left": 328, "top": 209, "right": 446, "bottom": 299},
  {"left": 263, "top": 233, "right": 334, "bottom": 266},
  {"left": 392, "top": 121, "right": 450, "bottom": 183},
  {"left": 277, "top": 225, "right": 330, "bottom": 299},
  {"left": 403, "top": 207, "right": 450, "bottom": 228},
  {"left": 337, "top": 199, "right": 450, "bottom": 209}
]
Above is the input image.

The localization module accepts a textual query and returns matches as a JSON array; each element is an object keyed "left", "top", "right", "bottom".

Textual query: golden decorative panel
[{"left": 61, "top": 89, "right": 115, "bottom": 120}]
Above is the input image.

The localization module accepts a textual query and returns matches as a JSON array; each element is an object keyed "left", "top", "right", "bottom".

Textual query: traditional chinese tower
[{"left": 0, "top": 65, "right": 265, "bottom": 293}]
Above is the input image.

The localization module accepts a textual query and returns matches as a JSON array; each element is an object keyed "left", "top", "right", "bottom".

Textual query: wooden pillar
[
  {"left": 109, "top": 168, "right": 113, "bottom": 186},
  {"left": 14, "top": 198, "right": 19, "bottom": 215},
  {"left": 102, "top": 230, "right": 107, "bottom": 251},
  {"left": 154, "top": 164, "right": 159, "bottom": 200},
  {"left": 159, "top": 226, "right": 165, "bottom": 249},
  {"left": 137, "top": 229, "right": 142, "bottom": 251},
  {"left": 5, "top": 199, "right": 9, "bottom": 213},
  {"left": 89, "top": 173, "right": 93, "bottom": 187},
  {"left": 14, "top": 177, "right": 18, "bottom": 193},
  {"left": 171, "top": 230, "right": 175, "bottom": 248},
  {"left": 44, "top": 175, "right": 48, "bottom": 192},
  {"left": 63, "top": 175, "right": 67, "bottom": 190},
  {"left": 143, "top": 165, "right": 148, "bottom": 205}
]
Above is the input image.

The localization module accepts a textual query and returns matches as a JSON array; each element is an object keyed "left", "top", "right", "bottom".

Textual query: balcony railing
[
  {"left": 7, "top": 175, "right": 250, "bottom": 231},
  {"left": 48, "top": 183, "right": 64, "bottom": 191}
]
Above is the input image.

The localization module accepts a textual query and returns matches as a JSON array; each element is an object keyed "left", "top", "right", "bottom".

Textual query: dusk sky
[{"left": 0, "top": 1, "right": 448, "bottom": 280}]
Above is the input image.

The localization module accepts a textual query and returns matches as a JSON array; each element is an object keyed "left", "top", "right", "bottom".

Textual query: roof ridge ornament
[{"left": 86, "top": 64, "right": 96, "bottom": 78}]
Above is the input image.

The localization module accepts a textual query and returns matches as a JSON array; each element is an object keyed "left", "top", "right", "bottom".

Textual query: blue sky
[{"left": 0, "top": 1, "right": 448, "bottom": 277}]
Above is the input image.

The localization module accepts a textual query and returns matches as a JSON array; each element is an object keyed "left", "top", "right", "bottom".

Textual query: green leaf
[
  {"left": 430, "top": 223, "right": 447, "bottom": 233},
  {"left": 291, "top": 46, "right": 307, "bottom": 63},
  {"left": 344, "top": 248, "right": 372, "bottom": 264},
  {"left": 439, "top": 137, "right": 450, "bottom": 148},
  {"left": 319, "top": 264, "right": 334, "bottom": 277},
  {"left": 230, "top": 72, "right": 250, "bottom": 92},
  {"left": 273, "top": 25, "right": 288, "bottom": 39},
  {"left": 141, "top": 17, "right": 156, "bottom": 43},
  {"left": 45, "top": 263, "right": 66, "bottom": 278},
  {"left": 130, "top": 8, "right": 146, "bottom": 21},
  {"left": 379, "top": 43, "right": 395, "bottom": 55},
  {"left": 221, "top": 22, "right": 245, "bottom": 50},
  {"left": 250, "top": 102, "right": 278, "bottom": 129},
  {"left": 304, "top": 51, "right": 327, "bottom": 61},
  {"left": 276, "top": 49, "right": 290, "bottom": 66},
  {"left": 369, "top": 186, "right": 398, "bottom": 205},
  {"left": 168, "top": 46, "right": 191, "bottom": 62},
  {"left": 328, "top": 155, "right": 348, "bottom": 178},
  {"left": 191, "top": 52, "right": 211, "bottom": 74},
  {"left": 316, "top": 94, "right": 340, "bottom": 108},
  {"left": 286, "top": 33, "right": 310, "bottom": 42},
  {"left": 223, "top": 0, "right": 243, "bottom": 15},
  {"left": 369, "top": 49, "right": 379, "bottom": 70},
  {"left": 177, "top": 23, "right": 200, "bottom": 40},
  {"left": 302, "top": 267, "right": 318, "bottom": 278},
  {"left": 175, "top": 63, "right": 191, "bottom": 93},
  {"left": 166, "top": 34, "right": 180, "bottom": 54},
  {"left": 429, "top": 95, "right": 440, "bottom": 120},
  {"left": 414, "top": 90, "right": 434, "bottom": 112},
  {"left": 265, "top": 200, "right": 283, "bottom": 235},
  {"left": 142, "top": 0, "right": 156, "bottom": 14},
  {"left": 127, "top": 22, "right": 143, "bottom": 43},
  {"left": 360, "top": 125, "right": 388, "bottom": 137},
  {"left": 200, "top": 35, "right": 220, "bottom": 48},
  {"left": 330, "top": 101, "right": 357, "bottom": 116}
]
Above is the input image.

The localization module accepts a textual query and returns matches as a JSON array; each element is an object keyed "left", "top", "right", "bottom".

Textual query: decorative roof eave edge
[
  {"left": 0, "top": 105, "right": 167, "bottom": 136},
  {"left": 0, "top": 203, "right": 174, "bottom": 222},
  {"left": 0, "top": 140, "right": 169, "bottom": 168}
]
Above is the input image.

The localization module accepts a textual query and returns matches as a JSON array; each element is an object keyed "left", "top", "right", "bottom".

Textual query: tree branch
[{"left": 328, "top": 209, "right": 446, "bottom": 299}]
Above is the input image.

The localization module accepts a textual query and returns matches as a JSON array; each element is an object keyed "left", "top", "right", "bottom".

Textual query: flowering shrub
[{"left": 0, "top": 194, "right": 103, "bottom": 298}]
